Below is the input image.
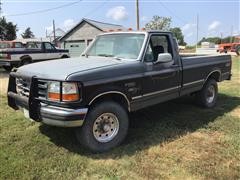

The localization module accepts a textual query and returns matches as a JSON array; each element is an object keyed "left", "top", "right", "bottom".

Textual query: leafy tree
[
  {"left": 221, "top": 36, "right": 236, "bottom": 43},
  {"left": 170, "top": 27, "right": 186, "bottom": 45},
  {"left": 145, "top": 16, "right": 171, "bottom": 31},
  {"left": 21, "top": 27, "right": 35, "bottom": 39},
  {"left": 0, "top": 17, "right": 18, "bottom": 40}
]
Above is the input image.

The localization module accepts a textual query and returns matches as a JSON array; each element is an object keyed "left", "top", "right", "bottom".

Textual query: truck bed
[{"left": 180, "top": 54, "right": 231, "bottom": 95}]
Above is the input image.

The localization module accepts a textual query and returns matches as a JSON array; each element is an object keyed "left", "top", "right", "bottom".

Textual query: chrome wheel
[
  {"left": 93, "top": 113, "right": 119, "bottom": 143},
  {"left": 206, "top": 85, "right": 215, "bottom": 103}
]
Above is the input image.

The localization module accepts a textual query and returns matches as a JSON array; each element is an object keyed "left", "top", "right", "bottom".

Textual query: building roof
[{"left": 59, "top": 18, "right": 125, "bottom": 41}]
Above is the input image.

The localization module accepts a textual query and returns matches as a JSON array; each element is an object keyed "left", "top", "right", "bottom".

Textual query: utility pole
[
  {"left": 53, "top": 20, "right": 56, "bottom": 45},
  {"left": 136, "top": 0, "right": 140, "bottom": 30},
  {"left": 196, "top": 14, "right": 199, "bottom": 51},
  {"left": 230, "top": 25, "right": 233, "bottom": 43},
  {"left": 220, "top": 32, "right": 223, "bottom": 44}
]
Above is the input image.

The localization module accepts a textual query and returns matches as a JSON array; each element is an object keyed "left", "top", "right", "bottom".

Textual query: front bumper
[
  {"left": 7, "top": 71, "right": 88, "bottom": 127},
  {"left": 40, "top": 105, "right": 88, "bottom": 127}
]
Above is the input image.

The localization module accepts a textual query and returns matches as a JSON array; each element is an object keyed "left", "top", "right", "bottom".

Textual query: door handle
[{"left": 171, "top": 64, "right": 179, "bottom": 68}]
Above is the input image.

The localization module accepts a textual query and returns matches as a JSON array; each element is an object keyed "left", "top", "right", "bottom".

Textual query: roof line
[
  {"left": 59, "top": 18, "right": 123, "bottom": 41},
  {"left": 83, "top": 18, "right": 123, "bottom": 27}
]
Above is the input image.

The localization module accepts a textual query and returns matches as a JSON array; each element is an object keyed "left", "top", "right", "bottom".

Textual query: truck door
[
  {"left": 141, "top": 34, "right": 181, "bottom": 105},
  {"left": 44, "top": 42, "right": 59, "bottom": 59}
]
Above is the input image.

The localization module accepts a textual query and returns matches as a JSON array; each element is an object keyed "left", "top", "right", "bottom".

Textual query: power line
[
  {"left": 158, "top": 1, "right": 187, "bottom": 24},
  {"left": 83, "top": 0, "right": 109, "bottom": 18},
  {"left": 5, "top": 0, "right": 82, "bottom": 17},
  {"left": 158, "top": 1, "right": 208, "bottom": 36}
]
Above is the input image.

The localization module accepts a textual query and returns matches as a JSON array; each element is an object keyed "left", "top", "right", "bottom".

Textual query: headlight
[{"left": 48, "top": 81, "right": 79, "bottom": 102}]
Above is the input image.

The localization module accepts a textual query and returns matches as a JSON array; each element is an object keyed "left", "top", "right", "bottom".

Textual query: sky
[{"left": 1, "top": 0, "right": 240, "bottom": 45}]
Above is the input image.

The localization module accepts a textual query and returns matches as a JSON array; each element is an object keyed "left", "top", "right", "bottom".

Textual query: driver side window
[{"left": 144, "top": 34, "right": 172, "bottom": 62}]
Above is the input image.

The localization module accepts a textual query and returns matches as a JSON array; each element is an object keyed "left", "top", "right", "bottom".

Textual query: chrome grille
[
  {"left": 38, "top": 80, "right": 48, "bottom": 100},
  {"left": 16, "top": 78, "right": 30, "bottom": 97}
]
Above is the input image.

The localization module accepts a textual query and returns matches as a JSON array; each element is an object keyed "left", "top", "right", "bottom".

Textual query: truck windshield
[{"left": 87, "top": 34, "right": 145, "bottom": 60}]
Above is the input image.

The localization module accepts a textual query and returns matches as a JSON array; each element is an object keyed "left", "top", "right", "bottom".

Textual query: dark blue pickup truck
[{"left": 7, "top": 31, "right": 232, "bottom": 152}]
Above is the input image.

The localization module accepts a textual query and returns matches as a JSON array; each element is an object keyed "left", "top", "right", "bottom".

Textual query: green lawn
[{"left": 0, "top": 57, "right": 239, "bottom": 179}]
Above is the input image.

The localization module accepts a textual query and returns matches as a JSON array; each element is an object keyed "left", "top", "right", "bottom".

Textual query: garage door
[{"left": 65, "top": 41, "right": 86, "bottom": 57}]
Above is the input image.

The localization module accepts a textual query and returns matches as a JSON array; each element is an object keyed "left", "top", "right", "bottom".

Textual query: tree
[
  {"left": 170, "top": 27, "right": 186, "bottom": 45},
  {"left": 145, "top": 16, "right": 171, "bottom": 31},
  {"left": 198, "top": 37, "right": 221, "bottom": 45},
  {"left": 21, "top": 27, "right": 35, "bottom": 39},
  {"left": 0, "top": 17, "right": 17, "bottom": 40}
]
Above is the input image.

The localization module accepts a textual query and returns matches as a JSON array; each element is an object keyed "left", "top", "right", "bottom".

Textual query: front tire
[
  {"left": 75, "top": 101, "right": 129, "bottom": 153},
  {"left": 196, "top": 79, "right": 218, "bottom": 108}
]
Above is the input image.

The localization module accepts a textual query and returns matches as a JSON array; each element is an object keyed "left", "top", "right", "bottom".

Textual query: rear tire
[
  {"left": 75, "top": 101, "right": 129, "bottom": 153},
  {"left": 195, "top": 79, "right": 218, "bottom": 108},
  {"left": 236, "top": 46, "right": 240, "bottom": 56},
  {"left": 61, "top": 55, "right": 69, "bottom": 58}
]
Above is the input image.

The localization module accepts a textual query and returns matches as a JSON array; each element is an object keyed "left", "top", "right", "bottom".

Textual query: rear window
[
  {"left": 14, "top": 42, "right": 23, "bottom": 48},
  {"left": 26, "top": 42, "right": 42, "bottom": 49}
]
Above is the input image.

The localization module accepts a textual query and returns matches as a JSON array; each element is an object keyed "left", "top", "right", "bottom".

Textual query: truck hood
[{"left": 16, "top": 56, "right": 123, "bottom": 80}]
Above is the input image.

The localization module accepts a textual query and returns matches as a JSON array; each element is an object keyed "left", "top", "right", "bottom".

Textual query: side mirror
[{"left": 155, "top": 53, "right": 173, "bottom": 64}]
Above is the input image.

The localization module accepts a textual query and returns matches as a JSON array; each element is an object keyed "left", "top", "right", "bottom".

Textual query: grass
[{"left": 0, "top": 56, "right": 239, "bottom": 179}]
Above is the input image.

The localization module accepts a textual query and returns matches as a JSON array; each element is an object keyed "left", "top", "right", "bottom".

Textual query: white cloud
[
  {"left": 106, "top": 6, "right": 128, "bottom": 21},
  {"left": 141, "top": 16, "right": 148, "bottom": 22},
  {"left": 63, "top": 19, "right": 76, "bottom": 31},
  {"left": 45, "top": 18, "right": 77, "bottom": 36},
  {"left": 45, "top": 25, "right": 53, "bottom": 32},
  {"left": 208, "top": 21, "right": 221, "bottom": 31},
  {"left": 186, "top": 32, "right": 193, "bottom": 37},
  {"left": 181, "top": 23, "right": 196, "bottom": 32}
]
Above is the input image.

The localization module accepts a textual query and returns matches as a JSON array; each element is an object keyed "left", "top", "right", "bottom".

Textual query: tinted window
[
  {"left": 45, "top": 42, "right": 55, "bottom": 50},
  {"left": 26, "top": 42, "right": 42, "bottom": 49}
]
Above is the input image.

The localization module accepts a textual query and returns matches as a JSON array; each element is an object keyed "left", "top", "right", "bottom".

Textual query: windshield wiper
[
  {"left": 96, "top": 54, "right": 123, "bottom": 60},
  {"left": 97, "top": 54, "right": 114, "bottom": 57}
]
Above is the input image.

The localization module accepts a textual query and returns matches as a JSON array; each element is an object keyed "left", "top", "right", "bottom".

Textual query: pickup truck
[
  {"left": 7, "top": 31, "right": 232, "bottom": 152},
  {"left": 0, "top": 41, "right": 69, "bottom": 71}
]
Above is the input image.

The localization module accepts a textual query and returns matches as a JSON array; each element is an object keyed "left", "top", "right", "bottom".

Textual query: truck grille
[
  {"left": 37, "top": 80, "right": 48, "bottom": 100},
  {"left": 16, "top": 78, "right": 30, "bottom": 98}
]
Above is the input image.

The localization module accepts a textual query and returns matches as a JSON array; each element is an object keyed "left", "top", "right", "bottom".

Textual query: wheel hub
[
  {"left": 206, "top": 85, "right": 215, "bottom": 103},
  {"left": 93, "top": 113, "right": 119, "bottom": 143}
]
